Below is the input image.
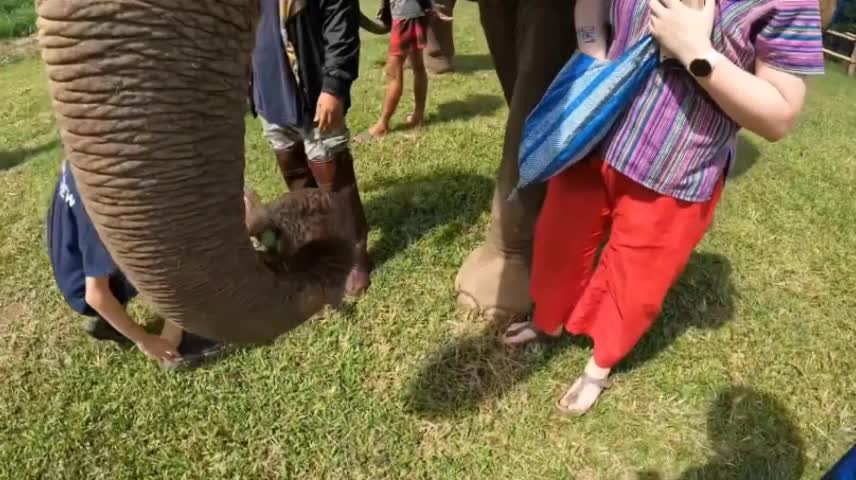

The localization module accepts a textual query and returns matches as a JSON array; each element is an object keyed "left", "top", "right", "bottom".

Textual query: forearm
[
  {"left": 575, "top": 0, "right": 610, "bottom": 59},
  {"left": 695, "top": 60, "right": 804, "bottom": 142},
  {"left": 85, "top": 278, "right": 147, "bottom": 344},
  {"left": 87, "top": 294, "right": 147, "bottom": 344}
]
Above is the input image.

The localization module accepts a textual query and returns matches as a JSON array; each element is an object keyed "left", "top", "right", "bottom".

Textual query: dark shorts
[{"left": 389, "top": 17, "right": 428, "bottom": 57}]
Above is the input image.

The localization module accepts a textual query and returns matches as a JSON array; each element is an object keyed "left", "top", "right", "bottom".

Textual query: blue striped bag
[{"left": 513, "top": 34, "right": 659, "bottom": 197}]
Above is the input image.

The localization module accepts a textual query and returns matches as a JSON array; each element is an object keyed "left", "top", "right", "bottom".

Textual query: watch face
[{"left": 690, "top": 58, "right": 712, "bottom": 77}]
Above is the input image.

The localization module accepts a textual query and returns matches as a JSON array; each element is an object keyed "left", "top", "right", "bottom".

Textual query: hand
[
  {"left": 427, "top": 8, "right": 453, "bottom": 22},
  {"left": 648, "top": 0, "right": 716, "bottom": 67},
  {"left": 136, "top": 334, "right": 182, "bottom": 365},
  {"left": 315, "top": 92, "right": 344, "bottom": 133}
]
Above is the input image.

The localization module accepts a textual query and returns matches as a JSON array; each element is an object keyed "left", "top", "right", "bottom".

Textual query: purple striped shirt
[{"left": 601, "top": 0, "right": 825, "bottom": 202}]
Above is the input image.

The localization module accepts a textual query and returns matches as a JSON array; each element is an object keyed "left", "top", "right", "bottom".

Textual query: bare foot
[{"left": 405, "top": 113, "right": 424, "bottom": 129}]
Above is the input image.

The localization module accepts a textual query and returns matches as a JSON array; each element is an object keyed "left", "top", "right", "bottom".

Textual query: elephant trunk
[{"left": 37, "top": 0, "right": 343, "bottom": 343}]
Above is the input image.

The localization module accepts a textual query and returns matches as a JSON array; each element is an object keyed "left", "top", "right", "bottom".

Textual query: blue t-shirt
[
  {"left": 46, "top": 161, "right": 136, "bottom": 316},
  {"left": 824, "top": 443, "right": 856, "bottom": 480}
]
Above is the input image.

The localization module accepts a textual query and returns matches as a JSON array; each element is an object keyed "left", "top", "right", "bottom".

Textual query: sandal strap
[
  {"left": 579, "top": 372, "right": 612, "bottom": 390},
  {"left": 504, "top": 322, "right": 557, "bottom": 342}
]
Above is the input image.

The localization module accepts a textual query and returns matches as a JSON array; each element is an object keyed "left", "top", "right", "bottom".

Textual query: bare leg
[
  {"left": 407, "top": 47, "right": 428, "bottom": 127},
  {"left": 368, "top": 54, "right": 406, "bottom": 138}
]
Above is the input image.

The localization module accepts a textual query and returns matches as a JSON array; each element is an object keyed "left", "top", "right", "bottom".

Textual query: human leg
[
  {"left": 502, "top": 159, "right": 611, "bottom": 345},
  {"left": 259, "top": 116, "right": 316, "bottom": 190},
  {"left": 559, "top": 163, "right": 725, "bottom": 414},
  {"left": 407, "top": 37, "right": 428, "bottom": 127},
  {"left": 368, "top": 53, "right": 405, "bottom": 138}
]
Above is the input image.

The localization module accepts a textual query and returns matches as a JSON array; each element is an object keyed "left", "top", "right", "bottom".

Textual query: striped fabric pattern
[
  {"left": 516, "top": 35, "right": 659, "bottom": 194},
  {"left": 602, "top": 0, "right": 825, "bottom": 202}
]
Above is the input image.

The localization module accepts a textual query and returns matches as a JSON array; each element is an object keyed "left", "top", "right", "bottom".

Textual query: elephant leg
[
  {"left": 477, "top": 0, "right": 517, "bottom": 104},
  {"left": 455, "top": 0, "right": 577, "bottom": 321},
  {"left": 305, "top": 133, "right": 372, "bottom": 297},
  {"left": 423, "top": 0, "right": 457, "bottom": 74}
]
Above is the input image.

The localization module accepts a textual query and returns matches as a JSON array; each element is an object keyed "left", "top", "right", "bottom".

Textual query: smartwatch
[{"left": 689, "top": 50, "right": 723, "bottom": 78}]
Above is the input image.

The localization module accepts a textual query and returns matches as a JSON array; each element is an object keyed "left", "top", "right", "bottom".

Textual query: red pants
[{"left": 530, "top": 156, "right": 724, "bottom": 368}]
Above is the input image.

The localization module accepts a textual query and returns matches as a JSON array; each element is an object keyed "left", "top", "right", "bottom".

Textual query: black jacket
[{"left": 285, "top": 0, "right": 361, "bottom": 118}]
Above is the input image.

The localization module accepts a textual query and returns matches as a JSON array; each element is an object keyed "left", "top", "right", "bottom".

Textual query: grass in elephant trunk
[{"left": 1, "top": 2, "right": 856, "bottom": 478}]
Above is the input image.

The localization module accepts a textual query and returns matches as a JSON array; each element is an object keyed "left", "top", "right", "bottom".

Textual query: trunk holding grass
[{"left": 36, "top": 0, "right": 352, "bottom": 343}]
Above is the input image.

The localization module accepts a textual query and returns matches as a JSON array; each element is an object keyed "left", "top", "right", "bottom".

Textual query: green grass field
[
  {"left": 0, "top": 0, "right": 35, "bottom": 39},
  {"left": 2, "top": 4, "right": 855, "bottom": 479}
]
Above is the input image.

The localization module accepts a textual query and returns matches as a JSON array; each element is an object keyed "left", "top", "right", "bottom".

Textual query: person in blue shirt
[
  {"left": 824, "top": 443, "right": 856, "bottom": 480},
  {"left": 46, "top": 159, "right": 227, "bottom": 367}
]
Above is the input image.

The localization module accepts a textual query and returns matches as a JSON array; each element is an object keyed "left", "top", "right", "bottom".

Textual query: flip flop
[
  {"left": 501, "top": 321, "right": 561, "bottom": 346},
  {"left": 556, "top": 372, "right": 613, "bottom": 416}
]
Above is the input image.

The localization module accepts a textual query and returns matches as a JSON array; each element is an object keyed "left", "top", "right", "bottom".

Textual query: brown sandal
[
  {"left": 556, "top": 372, "right": 613, "bottom": 416},
  {"left": 501, "top": 321, "right": 561, "bottom": 346}
]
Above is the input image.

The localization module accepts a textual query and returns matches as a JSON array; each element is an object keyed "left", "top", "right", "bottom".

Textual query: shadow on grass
[
  {"left": 363, "top": 171, "right": 493, "bottom": 268},
  {"left": 403, "top": 252, "right": 735, "bottom": 419},
  {"left": 452, "top": 54, "right": 494, "bottom": 74},
  {"left": 616, "top": 252, "right": 736, "bottom": 374},
  {"left": 426, "top": 94, "right": 504, "bottom": 125},
  {"left": 727, "top": 134, "right": 761, "bottom": 180},
  {"left": 402, "top": 320, "right": 574, "bottom": 419},
  {"left": 0, "top": 139, "right": 59, "bottom": 171},
  {"left": 638, "top": 385, "right": 805, "bottom": 480}
]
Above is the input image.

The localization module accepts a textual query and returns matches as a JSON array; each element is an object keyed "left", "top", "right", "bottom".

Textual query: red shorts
[{"left": 389, "top": 17, "right": 428, "bottom": 57}]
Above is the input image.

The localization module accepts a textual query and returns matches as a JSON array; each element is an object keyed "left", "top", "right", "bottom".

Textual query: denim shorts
[{"left": 259, "top": 116, "right": 350, "bottom": 161}]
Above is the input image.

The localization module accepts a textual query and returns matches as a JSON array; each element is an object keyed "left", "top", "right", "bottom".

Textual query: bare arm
[
  {"left": 649, "top": 0, "right": 810, "bottom": 142},
  {"left": 85, "top": 276, "right": 180, "bottom": 363},
  {"left": 85, "top": 276, "right": 148, "bottom": 343},
  {"left": 694, "top": 59, "right": 807, "bottom": 142},
  {"left": 575, "top": 0, "right": 610, "bottom": 59}
]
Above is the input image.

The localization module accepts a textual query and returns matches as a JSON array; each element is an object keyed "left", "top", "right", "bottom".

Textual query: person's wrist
[
  {"left": 679, "top": 39, "right": 715, "bottom": 69},
  {"left": 129, "top": 330, "right": 150, "bottom": 345}
]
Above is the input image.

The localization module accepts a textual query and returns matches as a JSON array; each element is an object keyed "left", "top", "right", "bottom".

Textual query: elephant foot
[
  {"left": 424, "top": 54, "right": 454, "bottom": 74},
  {"left": 454, "top": 244, "right": 532, "bottom": 322}
]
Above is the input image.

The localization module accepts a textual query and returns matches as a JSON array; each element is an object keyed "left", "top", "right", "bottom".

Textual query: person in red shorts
[{"left": 358, "top": 0, "right": 450, "bottom": 141}]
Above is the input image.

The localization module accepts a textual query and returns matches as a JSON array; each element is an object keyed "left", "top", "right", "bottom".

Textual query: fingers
[
  {"left": 648, "top": 0, "right": 666, "bottom": 17},
  {"left": 317, "top": 109, "right": 330, "bottom": 132}
]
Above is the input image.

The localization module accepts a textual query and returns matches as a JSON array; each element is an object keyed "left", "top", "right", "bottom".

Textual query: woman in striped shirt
[{"left": 501, "top": 0, "right": 826, "bottom": 415}]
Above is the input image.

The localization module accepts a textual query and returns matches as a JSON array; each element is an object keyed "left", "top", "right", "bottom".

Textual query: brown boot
[
  {"left": 308, "top": 149, "right": 371, "bottom": 297},
  {"left": 275, "top": 144, "right": 317, "bottom": 191}
]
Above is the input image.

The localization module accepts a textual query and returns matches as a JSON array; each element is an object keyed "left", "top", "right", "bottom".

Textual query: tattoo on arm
[{"left": 577, "top": 26, "right": 599, "bottom": 43}]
